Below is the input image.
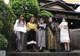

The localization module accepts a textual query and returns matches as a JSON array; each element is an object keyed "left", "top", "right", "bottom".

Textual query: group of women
[{"left": 14, "top": 15, "right": 70, "bottom": 52}]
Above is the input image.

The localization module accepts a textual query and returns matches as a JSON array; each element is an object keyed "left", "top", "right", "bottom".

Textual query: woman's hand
[
  {"left": 27, "top": 28, "right": 31, "bottom": 31},
  {"left": 34, "top": 28, "right": 38, "bottom": 32}
]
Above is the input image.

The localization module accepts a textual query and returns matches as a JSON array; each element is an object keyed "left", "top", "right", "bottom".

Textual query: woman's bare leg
[
  {"left": 64, "top": 43, "right": 67, "bottom": 51},
  {"left": 67, "top": 43, "right": 70, "bottom": 51}
]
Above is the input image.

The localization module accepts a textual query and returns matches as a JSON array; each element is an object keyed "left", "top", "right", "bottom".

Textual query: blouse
[
  {"left": 38, "top": 23, "right": 46, "bottom": 30},
  {"left": 27, "top": 22, "right": 37, "bottom": 31},
  {"left": 14, "top": 20, "right": 27, "bottom": 33}
]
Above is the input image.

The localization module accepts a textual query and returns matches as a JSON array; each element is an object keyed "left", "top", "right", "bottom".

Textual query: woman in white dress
[{"left": 59, "top": 18, "right": 70, "bottom": 52}]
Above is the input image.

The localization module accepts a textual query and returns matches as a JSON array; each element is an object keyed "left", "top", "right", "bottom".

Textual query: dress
[
  {"left": 37, "top": 23, "right": 46, "bottom": 47},
  {"left": 59, "top": 22, "right": 70, "bottom": 43},
  {"left": 27, "top": 22, "right": 37, "bottom": 45},
  {"left": 47, "top": 22, "right": 57, "bottom": 49}
]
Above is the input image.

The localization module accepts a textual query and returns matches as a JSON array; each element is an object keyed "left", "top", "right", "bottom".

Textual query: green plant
[
  {"left": 0, "top": 0, "right": 14, "bottom": 47},
  {"left": 9, "top": 0, "right": 40, "bottom": 20},
  {"left": 0, "top": 34, "right": 8, "bottom": 49},
  {"left": 0, "top": 21, "right": 3, "bottom": 30},
  {"left": 25, "top": 13, "right": 34, "bottom": 22},
  {"left": 39, "top": 10, "right": 53, "bottom": 19}
]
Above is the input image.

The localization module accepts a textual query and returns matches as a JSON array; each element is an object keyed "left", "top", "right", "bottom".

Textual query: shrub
[
  {"left": 0, "top": 0, "right": 15, "bottom": 50},
  {"left": 0, "top": 0, "right": 14, "bottom": 40},
  {"left": 40, "top": 10, "right": 53, "bottom": 19},
  {"left": 0, "top": 34, "right": 8, "bottom": 49},
  {"left": 39, "top": 10, "right": 53, "bottom": 22},
  {"left": 0, "top": 21, "right": 3, "bottom": 30}
]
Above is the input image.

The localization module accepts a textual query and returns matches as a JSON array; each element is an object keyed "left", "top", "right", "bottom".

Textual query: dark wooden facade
[{"left": 40, "top": 1, "right": 80, "bottom": 29}]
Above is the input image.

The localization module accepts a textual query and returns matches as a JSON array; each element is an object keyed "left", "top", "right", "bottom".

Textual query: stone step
[{"left": 7, "top": 51, "right": 80, "bottom": 56}]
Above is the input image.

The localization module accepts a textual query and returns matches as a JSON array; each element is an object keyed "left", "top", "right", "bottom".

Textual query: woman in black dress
[{"left": 27, "top": 17, "right": 37, "bottom": 52}]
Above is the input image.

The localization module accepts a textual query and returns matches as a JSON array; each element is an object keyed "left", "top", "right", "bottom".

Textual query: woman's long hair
[
  {"left": 30, "top": 16, "right": 35, "bottom": 23},
  {"left": 18, "top": 15, "right": 26, "bottom": 24}
]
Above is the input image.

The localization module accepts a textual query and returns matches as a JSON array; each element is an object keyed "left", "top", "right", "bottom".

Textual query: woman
[
  {"left": 14, "top": 15, "right": 27, "bottom": 51},
  {"left": 27, "top": 17, "right": 37, "bottom": 52},
  {"left": 37, "top": 18, "right": 46, "bottom": 52},
  {"left": 47, "top": 18, "right": 57, "bottom": 52},
  {"left": 59, "top": 18, "right": 70, "bottom": 52}
]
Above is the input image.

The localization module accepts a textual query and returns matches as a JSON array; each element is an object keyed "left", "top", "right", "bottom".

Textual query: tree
[
  {"left": 39, "top": 10, "right": 53, "bottom": 20},
  {"left": 38, "top": 10, "right": 53, "bottom": 22},
  {"left": 9, "top": 0, "right": 40, "bottom": 21},
  {"left": 0, "top": 0, "right": 14, "bottom": 48}
]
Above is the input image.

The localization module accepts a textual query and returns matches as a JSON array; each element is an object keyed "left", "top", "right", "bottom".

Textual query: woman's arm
[
  {"left": 13, "top": 20, "right": 18, "bottom": 33},
  {"left": 14, "top": 20, "right": 18, "bottom": 31},
  {"left": 58, "top": 23, "right": 62, "bottom": 29},
  {"left": 24, "top": 22, "right": 27, "bottom": 31},
  {"left": 26, "top": 22, "right": 31, "bottom": 31},
  {"left": 34, "top": 24, "right": 38, "bottom": 32}
]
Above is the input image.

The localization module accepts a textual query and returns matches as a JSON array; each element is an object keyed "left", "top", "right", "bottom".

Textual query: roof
[
  {"left": 38, "top": 0, "right": 80, "bottom": 9},
  {"left": 41, "top": 7, "right": 80, "bottom": 14},
  {"left": 41, "top": 1, "right": 75, "bottom": 11},
  {"left": 61, "top": 1, "right": 80, "bottom": 9},
  {"left": 40, "top": 1, "right": 80, "bottom": 15}
]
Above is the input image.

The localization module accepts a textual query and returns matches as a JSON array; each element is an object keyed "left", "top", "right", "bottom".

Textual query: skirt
[
  {"left": 47, "top": 27, "right": 57, "bottom": 49},
  {"left": 37, "top": 30, "right": 46, "bottom": 47},
  {"left": 27, "top": 29, "right": 37, "bottom": 45},
  {"left": 60, "top": 35, "right": 70, "bottom": 43}
]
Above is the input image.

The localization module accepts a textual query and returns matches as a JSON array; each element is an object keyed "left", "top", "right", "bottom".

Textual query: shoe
[
  {"left": 65, "top": 49, "right": 67, "bottom": 52},
  {"left": 49, "top": 49, "right": 56, "bottom": 52},
  {"left": 29, "top": 49, "right": 33, "bottom": 52},
  {"left": 16, "top": 50, "right": 22, "bottom": 52},
  {"left": 39, "top": 49, "right": 44, "bottom": 52},
  {"left": 33, "top": 49, "right": 38, "bottom": 52},
  {"left": 67, "top": 50, "right": 71, "bottom": 52}
]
